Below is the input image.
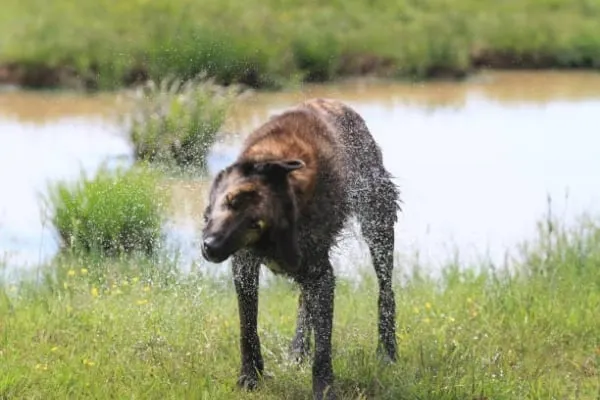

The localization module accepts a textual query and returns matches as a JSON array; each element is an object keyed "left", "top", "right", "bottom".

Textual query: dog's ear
[
  {"left": 238, "top": 159, "right": 305, "bottom": 180},
  {"left": 207, "top": 168, "right": 227, "bottom": 203},
  {"left": 253, "top": 160, "right": 305, "bottom": 176}
]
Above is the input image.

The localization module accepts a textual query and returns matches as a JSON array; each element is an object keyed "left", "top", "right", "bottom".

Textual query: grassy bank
[
  {"left": 1, "top": 215, "right": 600, "bottom": 399},
  {"left": 1, "top": 0, "right": 599, "bottom": 90}
]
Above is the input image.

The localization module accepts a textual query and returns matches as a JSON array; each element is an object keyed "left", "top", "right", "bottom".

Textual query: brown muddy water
[{"left": 1, "top": 71, "right": 600, "bottom": 279}]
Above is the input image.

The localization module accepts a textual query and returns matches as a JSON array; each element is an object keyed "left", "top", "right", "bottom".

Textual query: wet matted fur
[{"left": 201, "top": 98, "right": 401, "bottom": 400}]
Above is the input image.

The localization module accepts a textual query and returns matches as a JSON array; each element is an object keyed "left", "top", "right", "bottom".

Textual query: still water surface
[{"left": 1, "top": 72, "right": 599, "bottom": 278}]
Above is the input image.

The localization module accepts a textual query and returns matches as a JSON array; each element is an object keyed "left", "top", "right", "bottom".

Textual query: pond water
[{"left": 1, "top": 71, "right": 600, "bottom": 279}]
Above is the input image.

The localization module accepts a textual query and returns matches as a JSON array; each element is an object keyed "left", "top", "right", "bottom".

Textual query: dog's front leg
[
  {"left": 305, "top": 262, "right": 336, "bottom": 400},
  {"left": 232, "top": 252, "right": 263, "bottom": 390}
]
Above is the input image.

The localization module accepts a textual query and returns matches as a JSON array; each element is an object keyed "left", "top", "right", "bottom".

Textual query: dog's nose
[{"left": 202, "top": 236, "right": 218, "bottom": 258}]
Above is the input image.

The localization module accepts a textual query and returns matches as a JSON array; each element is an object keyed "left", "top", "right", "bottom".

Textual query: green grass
[
  {"left": 1, "top": 0, "right": 600, "bottom": 89},
  {"left": 1, "top": 214, "right": 600, "bottom": 399},
  {"left": 44, "top": 164, "right": 169, "bottom": 257},
  {"left": 125, "top": 74, "right": 236, "bottom": 172}
]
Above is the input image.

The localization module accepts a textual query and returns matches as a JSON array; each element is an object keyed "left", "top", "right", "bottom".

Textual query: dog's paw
[
  {"left": 376, "top": 344, "right": 397, "bottom": 365},
  {"left": 237, "top": 372, "right": 259, "bottom": 391},
  {"left": 289, "top": 346, "right": 310, "bottom": 365},
  {"left": 313, "top": 380, "right": 336, "bottom": 400},
  {"left": 237, "top": 370, "right": 272, "bottom": 391}
]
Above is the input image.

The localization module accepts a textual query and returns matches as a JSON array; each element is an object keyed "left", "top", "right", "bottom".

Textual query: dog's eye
[
  {"left": 249, "top": 219, "right": 264, "bottom": 230},
  {"left": 226, "top": 194, "right": 240, "bottom": 210}
]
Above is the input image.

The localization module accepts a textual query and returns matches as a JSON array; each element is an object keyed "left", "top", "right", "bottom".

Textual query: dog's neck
[{"left": 250, "top": 225, "right": 302, "bottom": 276}]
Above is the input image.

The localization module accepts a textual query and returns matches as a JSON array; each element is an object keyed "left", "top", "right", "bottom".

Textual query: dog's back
[
  {"left": 239, "top": 98, "right": 399, "bottom": 221},
  {"left": 299, "top": 98, "right": 401, "bottom": 221}
]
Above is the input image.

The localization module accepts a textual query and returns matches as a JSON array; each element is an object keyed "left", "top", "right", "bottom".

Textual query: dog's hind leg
[
  {"left": 357, "top": 176, "right": 399, "bottom": 363},
  {"left": 290, "top": 290, "right": 312, "bottom": 363}
]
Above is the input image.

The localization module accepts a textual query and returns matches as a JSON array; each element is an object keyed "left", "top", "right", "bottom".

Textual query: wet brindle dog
[{"left": 200, "top": 98, "right": 400, "bottom": 400}]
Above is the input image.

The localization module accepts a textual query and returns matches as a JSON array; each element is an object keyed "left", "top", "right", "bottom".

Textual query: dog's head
[{"left": 200, "top": 159, "right": 305, "bottom": 264}]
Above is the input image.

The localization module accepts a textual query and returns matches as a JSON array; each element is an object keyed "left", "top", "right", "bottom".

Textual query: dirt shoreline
[{"left": 2, "top": 52, "right": 598, "bottom": 91}]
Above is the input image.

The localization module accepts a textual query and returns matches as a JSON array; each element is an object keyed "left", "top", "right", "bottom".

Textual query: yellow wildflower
[
  {"left": 35, "top": 363, "right": 48, "bottom": 371},
  {"left": 82, "top": 359, "right": 95, "bottom": 367},
  {"left": 467, "top": 297, "right": 473, "bottom": 304},
  {"left": 423, "top": 318, "right": 431, "bottom": 324},
  {"left": 425, "top": 302, "right": 432, "bottom": 310},
  {"left": 63, "top": 282, "right": 69, "bottom": 289},
  {"left": 67, "top": 269, "right": 76, "bottom": 277},
  {"left": 136, "top": 299, "right": 149, "bottom": 306},
  {"left": 132, "top": 277, "right": 140, "bottom": 284},
  {"left": 448, "top": 316, "right": 456, "bottom": 323},
  {"left": 50, "top": 346, "right": 59, "bottom": 352},
  {"left": 80, "top": 268, "right": 88, "bottom": 275},
  {"left": 91, "top": 287, "right": 99, "bottom": 297},
  {"left": 143, "top": 286, "right": 151, "bottom": 293}
]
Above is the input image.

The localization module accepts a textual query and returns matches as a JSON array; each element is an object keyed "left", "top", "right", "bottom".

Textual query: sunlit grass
[
  {"left": 1, "top": 0, "right": 599, "bottom": 89},
  {"left": 1, "top": 214, "right": 600, "bottom": 398}
]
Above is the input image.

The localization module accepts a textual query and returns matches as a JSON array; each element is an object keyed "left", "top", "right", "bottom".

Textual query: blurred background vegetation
[{"left": 1, "top": 0, "right": 599, "bottom": 90}]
